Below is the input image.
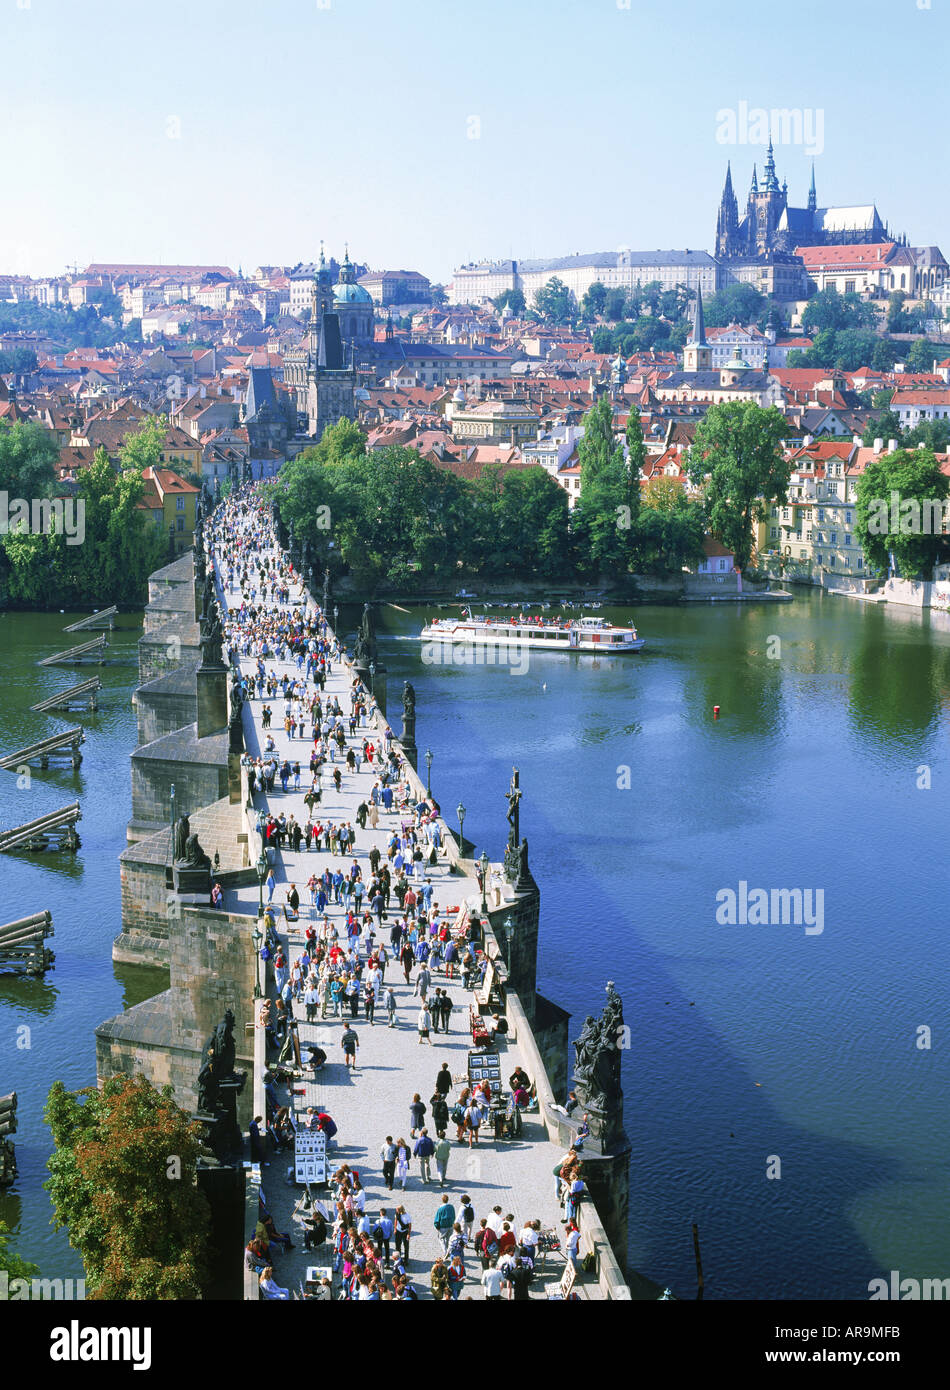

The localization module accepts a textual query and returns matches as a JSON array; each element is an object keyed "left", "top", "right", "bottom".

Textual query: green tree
[
  {"left": 904, "top": 339, "right": 943, "bottom": 374},
  {"left": 855, "top": 447, "right": 950, "bottom": 580},
  {"left": 688, "top": 401, "right": 790, "bottom": 572},
  {"left": 860, "top": 411, "right": 903, "bottom": 447},
  {"left": 119, "top": 415, "right": 166, "bottom": 473},
  {"left": 604, "top": 287, "right": 628, "bottom": 321},
  {"left": 802, "top": 288, "right": 878, "bottom": 335},
  {"left": 592, "top": 327, "right": 616, "bottom": 354},
  {"left": 580, "top": 281, "right": 607, "bottom": 320},
  {"left": 45, "top": 1074, "right": 211, "bottom": 1300},
  {"left": 637, "top": 480, "right": 707, "bottom": 574},
  {"left": 0, "top": 418, "right": 58, "bottom": 497},
  {"left": 533, "top": 277, "right": 574, "bottom": 323},
  {"left": 430, "top": 284, "right": 448, "bottom": 307},
  {"left": 701, "top": 283, "right": 766, "bottom": 328},
  {"left": 0, "top": 1221, "right": 39, "bottom": 1285},
  {"left": 492, "top": 288, "right": 525, "bottom": 315},
  {"left": 571, "top": 396, "right": 635, "bottom": 578},
  {"left": 886, "top": 291, "right": 909, "bottom": 333},
  {"left": 904, "top": 418, "right": 950, "bottom": 452}
]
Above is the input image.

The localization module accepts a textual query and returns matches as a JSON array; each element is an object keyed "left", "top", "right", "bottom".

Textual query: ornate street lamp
[
  {"left": 503, "top": 913, "right": 515, "bottom": 964},
  {"left": 256, "top": 850, "right": 268, "bottom": 920},
  {"left": 425, "top": 748, "right": 433, "bottom": 796},
  {"left": 333, "top": 604, "right": 339, "bottom": 632},
  {"left": 479, "top": 849, "right": 490, "bottom": 915},
  {"left": 457, "top": 801, "right": 466, "bottom": 855},
  {"left": 252, "top": 924, "right": 264, "bottom": 999}
]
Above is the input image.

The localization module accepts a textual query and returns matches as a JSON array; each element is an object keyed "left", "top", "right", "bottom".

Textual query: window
[
  {"left": 176, "top": 496, "right": 185, "bottom": 511},
  {"left": 176, "top": 517, "right": 184, "bottom": 531},
  {"left": 844, "top": 534, "right": 850, "bottom": 545},
  {"left": 846, "top": 511, "right": 852, "bottom": 524},
  {"left": 845, "top": 280, "right": 855, "bottom": 294},
  {"left": 770, "top": 527, "right": 777, "bottom": 539},
  {"left": 830, "top": 533, "right": 837, "bottom": 544},
  {"left": 818, "top": 509, "right": 824, "bottom": 522},
  {"left": 800, "top": 549, "right": 807, "bottom": 559}
]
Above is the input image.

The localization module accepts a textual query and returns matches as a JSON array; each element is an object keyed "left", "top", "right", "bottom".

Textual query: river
[{"left": 1, "top": 591, "right": 948, "bottom": 1299}]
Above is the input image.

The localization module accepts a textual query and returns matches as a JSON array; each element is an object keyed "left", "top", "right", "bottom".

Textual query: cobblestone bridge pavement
[{"left": 213, "top": 546, "right": 580, "bottom": 1299}]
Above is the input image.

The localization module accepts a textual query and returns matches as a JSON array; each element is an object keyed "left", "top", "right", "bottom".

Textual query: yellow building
[{"left": 139, "top": 466, "right": 200, "bottom": 556}]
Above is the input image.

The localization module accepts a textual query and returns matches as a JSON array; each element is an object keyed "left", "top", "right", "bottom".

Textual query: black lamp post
[
  {"left": 256, "top": 850, "right": 268, "bottom": 919},
  {"left": 479, "top": 849, "right": 490, "bottom": 915},
  {"left": 252, "top": 924, "right": 263, "bottom": 999},
  {"left": 425, "top": 748, "right": 433, "bottom": 796},
  {"left": 457, "top": 801, "right": 466, "bottom": 857}
]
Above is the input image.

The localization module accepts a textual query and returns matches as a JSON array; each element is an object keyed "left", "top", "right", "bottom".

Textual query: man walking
[
  {"left": 434, "top": 1134, "right": 451, "bottom": 1189},
  {"left": 413, "top": 1128, "right": 435, "bottom": 1183},
  {"left": 380, "top": 1135, "right": 397, "bottom": 1191},
  {"left": 433, "top": 1194, "right": 456, "bottom": 1255},
  {"left": 341, "top": 1024, "right": 359, "bottom": 1071}
]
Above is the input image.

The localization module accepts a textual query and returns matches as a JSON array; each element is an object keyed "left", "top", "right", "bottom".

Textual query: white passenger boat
[{"left": 419, "top": 613, "right": 644, "bottom": 653}]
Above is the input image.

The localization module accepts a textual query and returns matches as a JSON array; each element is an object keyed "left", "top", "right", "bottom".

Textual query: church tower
[
  {"left": 715, "top": 161, "right": 741, "bottom": 260},
  {"left": 682, "top": 288, "right": 712, "bottom": 373}
]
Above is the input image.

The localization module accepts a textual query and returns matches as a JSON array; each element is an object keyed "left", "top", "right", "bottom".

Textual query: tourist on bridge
[
  {"left": 417, "top": 1003, "right": 433, "bottom": 1044},
  {"left": 394, "top": 1205, "right": 411, "bottom": 1259},
  {"left": 409, "top": 1094, "right": 426, "bottom": 1137},
  {"left": 385, "top": 985, "right": 397, "bottom": 1026},
  {"left": 413, "top": 1128, "right": 435, "bottom": 1182},
  {"left": 434, "top": 1132, "right": 451, "bottom": 1183},
  {"left": 395, "top": 1141, "right": 410, "bottom": 1190},
  {"left": 434, "top": 1194, "right": 456, "bottom": 1253},
  {"left": 341, "top": 1024, "right": 359, "bottom": 1070},
  {"left": 380, "top": 1136, "right": 397, "bottom": 1191}
]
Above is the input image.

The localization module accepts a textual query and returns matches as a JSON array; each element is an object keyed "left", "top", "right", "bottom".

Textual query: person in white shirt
[
  {"left": 481, "top": 1265, "right": 504, "bottom": 1300},
  {"left": 486, "top": 1205, "right": 505, "bottom": 1238},
  {"left": 519, "top": 1220, "right": 540, "bottom": 1262}
]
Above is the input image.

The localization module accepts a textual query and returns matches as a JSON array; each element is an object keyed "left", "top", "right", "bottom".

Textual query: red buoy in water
[{"left": 713, "top": 705, "right": 720, "bottom": 720}]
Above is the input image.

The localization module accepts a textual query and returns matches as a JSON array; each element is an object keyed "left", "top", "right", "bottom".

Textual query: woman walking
[
  {"left": 409, "top": 1093, "right": 426, "bottom": 1138},
  {"left": 395, "top": 1138, "right": 410, "bottom": 1190},
  {"left": 394, "top": 1205, "right": 412, "bottom": 1262}
]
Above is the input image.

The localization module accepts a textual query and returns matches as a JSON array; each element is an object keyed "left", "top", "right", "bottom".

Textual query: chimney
[
  {"left": 888, "top": 439, "right": 898, "bottom": 452},
  {"left": 873, "top": 437, "right": 883, "bottom": 453},
  {"left": 803, "top": 434, "right": 813, "bottom": 447}
]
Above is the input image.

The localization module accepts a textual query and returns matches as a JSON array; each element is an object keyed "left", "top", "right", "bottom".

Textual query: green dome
[
  {"left": 333, "top": 246, "right": 373, "bottom": 305},
  {"left": 334, "top": 281, "right": 373, "bottom": 304}
]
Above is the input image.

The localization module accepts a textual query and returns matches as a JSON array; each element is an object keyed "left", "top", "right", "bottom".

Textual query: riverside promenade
[{"left": 212, "top": 536, "right": 590, "bottom": 1300}]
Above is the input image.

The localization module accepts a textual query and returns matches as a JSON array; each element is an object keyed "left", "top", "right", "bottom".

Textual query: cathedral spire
[
  {"left": 808, "top": 161, "right": 817, "bottom": 213},
  {"left": 689, "top": 285, "right": 707, "bottom": 347},
  {"left": 750, "top": 163, "right": 758, "bottom": 197},
  {"left": 764, "top": 134, "right": 779, "bottom": 192}
]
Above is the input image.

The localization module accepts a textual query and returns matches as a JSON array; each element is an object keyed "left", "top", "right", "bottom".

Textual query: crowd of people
[{"left": 209, "top": 490, "right": 587, "bottom": 1300}]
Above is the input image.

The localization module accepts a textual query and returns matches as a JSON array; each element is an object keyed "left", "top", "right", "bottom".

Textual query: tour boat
[{"left": 419, "top": 612, "right": 644, "bottom": 653}]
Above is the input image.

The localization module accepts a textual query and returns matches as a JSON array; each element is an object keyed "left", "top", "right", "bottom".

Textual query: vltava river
[
  {"left": 2, "top": 590, "right": 948, "bottom": 1299},
  {"left": 378, "top": 591, "right": 950, "bottom": 1300}
]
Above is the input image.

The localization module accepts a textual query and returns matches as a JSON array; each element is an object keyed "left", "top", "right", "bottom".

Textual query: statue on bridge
[
  {"left": 570, "top": 982, "right": 625, "bottom": 1147},
  {"left": 196, "top": 1008, "right": 246, "bottom": 1160}
]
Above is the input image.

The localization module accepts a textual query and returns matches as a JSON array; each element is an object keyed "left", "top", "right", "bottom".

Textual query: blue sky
[{"left": 1, "top": 0, "right": 945, "bottom": 282}]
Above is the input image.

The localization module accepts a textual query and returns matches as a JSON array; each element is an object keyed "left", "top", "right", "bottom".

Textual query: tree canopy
[
  {"left": 854, "top": 446, "right": 950, "bottom": 581},
  {"left": 688, "top": 401, "right": 790, "bottom": 571},
  {"left": 533, "top": 277, "right": 574, "bottom": 323},
  {"left": 45, "top": 1075, "right": 211, "bottom": 1301}
]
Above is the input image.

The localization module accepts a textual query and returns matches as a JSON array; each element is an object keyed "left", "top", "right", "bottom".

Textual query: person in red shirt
[{"left": 497, "top": 1222, "right": 516, "bottom": 1258}]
